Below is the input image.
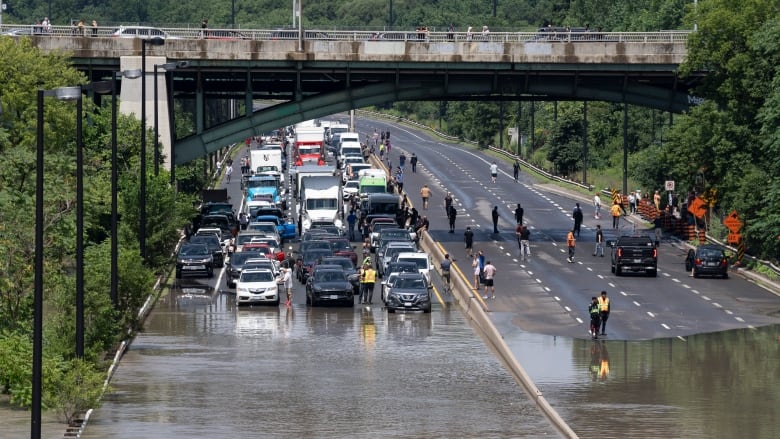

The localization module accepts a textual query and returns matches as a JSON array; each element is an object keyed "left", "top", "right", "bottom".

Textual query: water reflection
[{"left": 505, "top": 325, "right": 780, "bottom": 438}]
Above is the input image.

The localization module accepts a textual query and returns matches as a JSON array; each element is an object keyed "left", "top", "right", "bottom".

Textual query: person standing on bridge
[
  {"left": 490, "top": 161, "right": 498, "bottom": 183},
  {"left": 481, "top": 260, "right": 496, "bottom": 299},
  {"left": 410, "top": 153, "right": 418, "bottom": 173},
  {"left": 597, "top": 290, "right": 610, "bottom": 336}
]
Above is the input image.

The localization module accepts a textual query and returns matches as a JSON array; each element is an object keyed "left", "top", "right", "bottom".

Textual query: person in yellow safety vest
[
  {"left": 610, "top": 201, "right": 622, "bottom": 230},
  {"left": 359, "top": 264, "right": 377, "bottom": 305},
  {"left": 597, "top": 290, "right": 610, "bottom": 336}
]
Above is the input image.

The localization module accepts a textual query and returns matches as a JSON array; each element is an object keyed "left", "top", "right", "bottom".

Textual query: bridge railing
[{"left": 0, "top": 24, "right": 691, "bottom": 43}]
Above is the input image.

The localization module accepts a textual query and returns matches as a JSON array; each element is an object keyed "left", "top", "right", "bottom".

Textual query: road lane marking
[
  {"left": 735, "top": 316, "right": 745, "bottom": 322},
  {"left": 701, "top": 295, "right": 711, "bottom": 301},
  {"left": 647, "top": 311, "right": 655, "bottom": 318},
  {"left": 633, "top": 301, "right": 641, "bottom": 307},
  {"left": 677, "top": 336, "right": 687, "bottom": 341},
  {"left": 554, "top": 296, "right": 560, "bottom": 301},
  {"left": 725, "top": 310, "right": 733, "bottom": 315},
  {"left": 575, "top": 317, "right": 583, "bottom": 323},
  {"left": 712, "top": 302, "right": 722, "bottom": 308},
  {"left": 564, "top": 306, "right": 571, "bottom": 312},
  {"left": 661, "top": 323, "right": 670, "bottom": 329},
  {"left": 619, "top": 291, "right": 627, "bottom": 296}
]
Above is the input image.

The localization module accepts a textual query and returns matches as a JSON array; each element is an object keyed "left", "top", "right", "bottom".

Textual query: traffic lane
[{"left": 359, "top": 117, "right": 780, "bottom": 338}]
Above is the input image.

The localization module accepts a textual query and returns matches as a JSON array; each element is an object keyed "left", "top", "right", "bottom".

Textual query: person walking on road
[
  {"left": 566, "top": 228, "right": 576, "bottom": 263},
  {"left": 593, "top": 224, "right": 604, "bottom": 257},
  {"left": 399, "top": 152, "right": 406, "bottom": 170},
  {"left": 278, "top": 267, "right": 293, "bottom": 307},
  {"left": 514, "top": 203, "right": 524, "bottom": 225},
  {"left": 444, "top": 192, "right": 453, "bottom": 216},
  {"left": 471, "top": 255, "right": 480, "bottom": 289},
  {"left": 225, "top": 163, "right": 233, "bottom": 182},
  {"left": 588, "top": 297, "right": 601, "bottom": 339},
  {"left": 464, "top": 226, "right": 474, "bottom": 256},
  {"left": 347, "top": 210, "right": 358, "bottom": 241},
  {"left": 359, "top": 264, "right": 377, "bottom": 304},
  {"left": 597, "top": 290, "right": 610, "bottom": 336},
  {"left": 593, "top": 192, "right": 602, "bottom": 219},
  {"left": 518, "top": 223, "right": 531, "bottom": 260},
  {"left": 491, "top": 206, "right": 500, "bottom": 233},
  {"left": 440, "top": 253, "right": 453, "bottom": 291},
  {"left": 490, "top": 161, "right": 498, "bottom": 183},
  {"left": 481, "top": 260, "right": 497, "bottom": 299},
  {"left": 572, "top": 203, "right": 584, "bottom": 238},
  {"left": 410, "top": 153, "right": 418, "bottom": 173},
  {"left": 420, "top": 185, "right": 431, "bottom": 210},
  {"left": 512, "top": 160, "right": 520, "bottom": 182},
  {"left": 447, "top": 205, "right": 457, "bottom": 233},
  {"left": 610, "top": 201, "right": 622, "bottom": 230}
]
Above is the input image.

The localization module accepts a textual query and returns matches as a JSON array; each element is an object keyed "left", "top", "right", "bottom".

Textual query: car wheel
[
  {"left": 647, "top": 269, "right": 657, "bottom": 277},
  {"left": 692, "top": 269, "right": 699, "bottom": 278},
  {"left": 387, "top": 307, "right": 396, "bottom": 313},
  {"left": 610, "top": 264, "right": 615, "bottom": 274},
  {"left": 273, "top": 298, "right": 280, "bottom": 306},
  {"left": 346, "top": 299, "right": 354, "bottom": 308},
  {"left": 207, "top": 269, "right": 214, "bottom": 278},
  {"left": 723, "top": 272, "right": 729, "bottom": 279},
  {"left": 423, "top": 305, "right": 432, "bottom": 313},
  {"left": 615, "top": 265, "right": 622, "bottom": 276},
  {"left": 311, "top": 296, "right": 318, "bottom": 307}
]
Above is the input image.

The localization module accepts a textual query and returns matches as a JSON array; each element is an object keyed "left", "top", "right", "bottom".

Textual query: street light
[
  {"left": 109, "top": 70, "right": 141, "bottom": 307},
  {"left": 140, "top": 37, "right": 165, "bottom": 260},
  {"left": 34, "top": 85, "right": 81, "bottom": 439},
  {"left": 153, "top": 61, "right": 188, "bottom": 177}
]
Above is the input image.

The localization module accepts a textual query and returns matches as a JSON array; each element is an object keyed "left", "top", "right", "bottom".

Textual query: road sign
[
  {"left": 727, "top": 233, "right": 742, "bottom": 244},
  {"left": 687, "top": 196, "right": 706, "bottom": 219},
  {"left": 665, "top": 180, "right": 675, "bottom": 191},
  {"left": 723, "top": 210, "right": 743, "bottom": 233}
]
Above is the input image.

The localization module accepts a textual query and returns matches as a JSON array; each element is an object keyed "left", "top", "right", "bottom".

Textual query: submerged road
[{"left": 75, "top": 115, "right": 780, "bottom": 439}]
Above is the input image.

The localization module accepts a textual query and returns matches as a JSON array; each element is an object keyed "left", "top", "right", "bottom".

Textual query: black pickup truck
[{"left": 608, "top": 236, "right": 658, "bottom": 277}]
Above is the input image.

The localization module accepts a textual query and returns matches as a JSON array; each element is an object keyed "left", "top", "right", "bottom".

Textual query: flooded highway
[{"left": 79, "top": 281, "right": 558, "bottom": 438}]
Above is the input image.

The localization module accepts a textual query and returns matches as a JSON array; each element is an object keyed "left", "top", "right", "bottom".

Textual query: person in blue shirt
[{"left": 347, "top": 210, "right": 358, "bottom": 241}]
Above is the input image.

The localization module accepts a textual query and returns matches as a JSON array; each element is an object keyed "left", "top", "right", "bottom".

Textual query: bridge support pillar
[{"left": 119, "top": 56, "right": 172, "bottom": 171}]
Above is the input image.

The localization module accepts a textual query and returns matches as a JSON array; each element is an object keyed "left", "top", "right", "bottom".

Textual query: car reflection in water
[
  {"left": 235, "top": 307, "right": 281, "bottom": 338},
  {"left": 383, "top": 312, "right": 433, "bottom": 341},
  {"left": 172, "top": 278, "right": 218, "bottom": 311},
  {"left": 305, "top": 307, "right": 356, "bottom": 337}
]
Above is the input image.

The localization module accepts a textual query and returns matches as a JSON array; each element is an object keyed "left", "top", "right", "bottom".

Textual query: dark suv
[
  {"left": 189, "top": 234, "right": 225, "bottom": 267},
  {"left": 686, "top": 245, "right": 729, "bottom": 278},
  {"left": 385, "top": 272, "right": 432, "bottom": 313},
  {"left": 176, "top": 244, "right": 214, "bottom": 279}
]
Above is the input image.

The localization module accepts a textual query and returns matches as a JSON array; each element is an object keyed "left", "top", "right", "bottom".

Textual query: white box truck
[{"left": 299, "top": 175, "right": 343, "bottom": 233}]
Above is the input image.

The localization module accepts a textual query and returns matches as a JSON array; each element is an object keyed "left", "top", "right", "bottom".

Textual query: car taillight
[
  {"left": 617, "top": 248, "right": 623, "bottom": 257},
  {"left": 695, "top": 258, "right": 703, "bottom": 266},
  {"left": 721, "top": 258, "right": 728, "bottom": 267},
  {"left": 652, "top": 248, "right": 657, "bottom": 258}
]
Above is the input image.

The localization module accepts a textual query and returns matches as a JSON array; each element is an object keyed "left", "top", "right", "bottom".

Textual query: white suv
[{"left": 394, "top": 252, "right": 432, "bottom": 284}]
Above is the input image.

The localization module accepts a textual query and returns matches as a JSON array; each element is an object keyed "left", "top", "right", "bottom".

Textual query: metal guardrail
[{"left": 0, "top": 24, "right": 691, "bottom": 43}]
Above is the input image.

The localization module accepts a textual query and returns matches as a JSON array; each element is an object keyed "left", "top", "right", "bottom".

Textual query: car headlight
[
  {"left": 303, "top": 218, "right": 312, "bottom": 230},
  {"left": 237, "top": 287, "right": 248, "bottom": 293},
  {"left": 267, "top": 285, "right": 278, "bottom": 293},
  {"left": 334, "top": 218, "right": 343, "bottom": 228}
]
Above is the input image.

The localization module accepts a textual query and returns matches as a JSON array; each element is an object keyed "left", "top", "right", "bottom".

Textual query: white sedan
[{"left": 236, "top": 269, "right": 280, "bottom": 306}]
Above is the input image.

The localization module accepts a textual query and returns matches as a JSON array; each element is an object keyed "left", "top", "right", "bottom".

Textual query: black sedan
[
  {"left": 306, "top": 268, "right": 354, "bottom": 307},
  {"left": 686, "top": 245, "right": 729, "bottom": 278},
  {"left": 188, "top": 234, "right": 225, "bottom": 267},
  {"left": 385, "top": 272, "right": 432, "bottom": 313}
]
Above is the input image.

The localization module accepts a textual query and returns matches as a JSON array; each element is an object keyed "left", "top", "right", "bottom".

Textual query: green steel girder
[{"left": 173, "top": 73, "right": 693, "bottom": 164}]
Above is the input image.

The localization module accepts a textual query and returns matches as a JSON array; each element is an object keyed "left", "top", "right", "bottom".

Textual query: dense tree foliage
[{"left": 0, "top": 37, "right": 199, "bottom": 420}]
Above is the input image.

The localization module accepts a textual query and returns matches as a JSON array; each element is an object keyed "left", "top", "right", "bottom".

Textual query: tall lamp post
[
  {"left": 140, "top": 37, "right": 165, "bottom": 260},
  {"left": 33, "top": 85, "right": 81, "bottom": 439}
]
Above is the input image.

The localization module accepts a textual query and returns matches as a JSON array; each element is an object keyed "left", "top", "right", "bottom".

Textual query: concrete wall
[{"left": 30, "top": 37, "right": 687, "bottom": 65}]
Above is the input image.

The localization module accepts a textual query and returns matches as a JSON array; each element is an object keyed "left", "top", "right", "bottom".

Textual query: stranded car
[
  {"left": 384, "top": 272, "right": 432, "bottom": 313},
  {"left": 685, "top": 245, "right": 729, "bottom": 278},
  {"left": 176, "top": 243, "right": 214, "bottom": 279},
  {"left": 236, "top": 269, "right": 280, "bottom": 306}
]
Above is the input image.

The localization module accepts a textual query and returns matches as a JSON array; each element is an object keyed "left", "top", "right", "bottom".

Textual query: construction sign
[
  {"left": 687, "top": 196, "right": 707, "bottom": 219},
  {"left": 723, "top": 210, "right": 743, "bottom": 245},
  {"left": 611, "top": 189, "right": 621, "bottom": 205}
]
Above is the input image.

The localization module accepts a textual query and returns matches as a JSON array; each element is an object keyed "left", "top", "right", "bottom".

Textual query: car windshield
[
  {"left": 190, "top": 236, "right": 219, "bottom": 247},
  {"left": 324, "top": 259, "right": 354, "bottom": 271},
  {"left": 237, "top": 234, "right": 266, "bottom": 245},
  {"left": 393, "top": 277, "right": 426, "bottom": 289},
  {"left": 243, "top": 246, "right": 271, "bottom": 255},
  {"left": 241, "top": 271, "right": 275, "bottom": 282},
  {"left": 231, "top": 252, "right": 260, "bottom": 265},
  {"left": 179, "top": 245, "right": 209, "bottom": 256},
  {"left": 248, "top": 224, "right": 276, "bottom": 233},
  {"left": 304, "top": 250, "right": 332, "bottom": 263},
  {"left": 385, "top": 247, "right": 413, "bottom": 259},
  {"left": 699, "top": 249, "right": 724, "bottom": 259},
  {"left": 398, "top": 258, "right": 428, "bottom": 269},
  {"left": 328, "top": 240, "right": 351, "bottom": 251},
  {"left": 381, "top": 231, "right": 409, "bottom": 240},
  {"left": 315, "top": 271, "right": 346, "bottom": 282},
  {"left": 302, "top": 241, "right": 332, "bottom": 251}
]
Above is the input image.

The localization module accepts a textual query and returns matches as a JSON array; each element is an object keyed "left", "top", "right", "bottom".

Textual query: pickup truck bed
[{"left": 609, "top": 236, "right": 658, "bottom": 277}]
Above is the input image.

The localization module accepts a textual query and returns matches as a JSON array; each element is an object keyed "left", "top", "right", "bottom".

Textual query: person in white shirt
[
  {"left": 490, "top": 162, "right": 498, "bottom": 183},
  {"left": 593, "top": 193, "right": 602, "bottom": 219}
]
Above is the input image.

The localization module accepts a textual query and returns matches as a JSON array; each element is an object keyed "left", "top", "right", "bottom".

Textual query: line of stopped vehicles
[{"left": 176, "top": 121, "right": 435, "bottom": 312}]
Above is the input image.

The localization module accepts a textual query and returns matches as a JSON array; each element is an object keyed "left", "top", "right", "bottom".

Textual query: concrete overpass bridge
[{"left": 20, "top": 28, "right": 700, "bottom": 166}]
